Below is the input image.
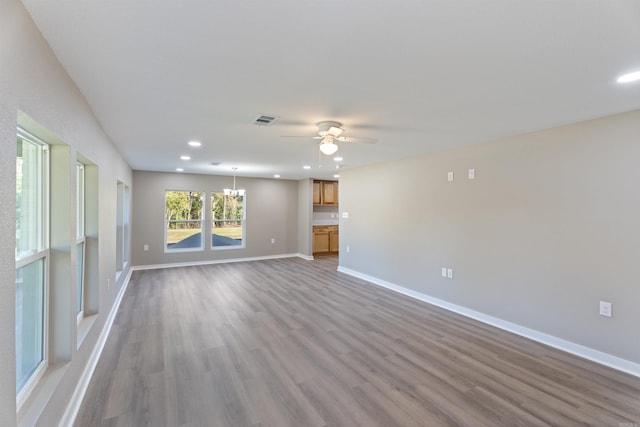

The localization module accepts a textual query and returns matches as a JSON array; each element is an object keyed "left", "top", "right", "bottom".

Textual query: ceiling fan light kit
[
  {"left": 317, "top": 121, "right": 342, "bottom": 155},
  {"left": 319, "top": 138, "right": 339, "bottom": 155},
  {"left": 281, "top": 120, "right": 376, "bottom": 156}
]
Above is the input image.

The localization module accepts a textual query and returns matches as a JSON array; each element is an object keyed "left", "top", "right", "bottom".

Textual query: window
[
  {"left": 16, "top": 128, "right": 49, "bottom": 398},
  {"left": 116, "top": 181, "right": 130, "bottom": 273},
  {"left": 211, "top": 192, "right": 245, "bottom": 249},
  {"left": 165, "top": 191, "right": 204, "bottom": 251},
  {"left": 76, "top": 163, "right": 85, "bottom": 319}
]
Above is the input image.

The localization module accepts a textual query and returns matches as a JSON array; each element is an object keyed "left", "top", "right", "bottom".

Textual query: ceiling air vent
[{"left": 253, "top": 114, "right": 279, "bottom": 126}]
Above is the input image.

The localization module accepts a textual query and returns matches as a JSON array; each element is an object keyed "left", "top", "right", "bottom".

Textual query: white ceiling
[{"left": 20, "top": 0, "right": 640, "bottom": 180}]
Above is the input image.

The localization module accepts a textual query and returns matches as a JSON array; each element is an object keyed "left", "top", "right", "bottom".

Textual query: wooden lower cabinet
[
  {"left": 329, "top": 229, "right": 339, "bottom": 253},
  {"left": 313, "top": 225, "right": 338, "bottom": 255}
]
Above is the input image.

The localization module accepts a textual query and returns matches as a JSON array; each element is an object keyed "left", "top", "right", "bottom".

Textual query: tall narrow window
[
  {"left": 116, "top": 181, "right": 130, "bottom": 273},
  {"left": 16, "top": 128, "right": 49, "bottom": 398},
  {"left": 123, "top": 185, "right": 130, "bottom": 265},
  {"left": 211, "top": 192, "right": 245, "bottom": 249},
  {"left": 76, "top": 163, "right": 85, "bottom": 319},
  {"left": 165, "top": 191, "right": 204, "bottom": 251}
]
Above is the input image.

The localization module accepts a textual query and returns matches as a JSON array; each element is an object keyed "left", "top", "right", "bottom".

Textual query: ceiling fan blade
[
  {"left": 337, "top": 136, "right": 378, "bottom": 143},
  {"left": 327, "top": 126, "right": 344, "bottom": 137},
  {"left": 280, "top": 135, "right": 315, "bottom": 138}
]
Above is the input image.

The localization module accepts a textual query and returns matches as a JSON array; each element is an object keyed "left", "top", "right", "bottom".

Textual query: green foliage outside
[
  {"left": 212, "top": 192, "right": 245, "bottom": 241},
  {"left": 164, "top": 191, "right": 245, "bottom": 243},
  {"left": 211, "top": 193, "right": 244, "bottom": 225},
  {"left": 165, "top": 191, "right": 203, "bottom": 225}
]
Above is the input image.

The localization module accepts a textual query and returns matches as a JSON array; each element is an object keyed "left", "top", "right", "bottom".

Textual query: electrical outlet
[
  {"left": 599, "top": 301, "right": 612, "bottom": 318},
  {"left": 346, "top": 245, "right": 350, "bottom": 253},
  {"left": 447, "top": 268, "right": 453, "bottom": 279},
  {"left": 271, "top": 238, "right": 275, "bottom": 244},
  {"left": 143, "top": 244, "right": 149, "bottom": 251}
]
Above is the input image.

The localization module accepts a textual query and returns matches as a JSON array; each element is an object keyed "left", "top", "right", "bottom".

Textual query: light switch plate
[
  {"left": 468, "top": 169, "right": 475, "bottom": 179},
  {"left": 447, "top": 268, "right": 453, "bottom": 279},
  {"left": 441, "top": 267, "right": 447, "bottom": 277},
  {"left": 342, "top": 212, "right": 349, "bottom": 219},
  {"left": 599, "top": 301, "right": 612, "bottom": 317},
  {"left": 447, "top": 171, "right": 454, "bottom": 182}
]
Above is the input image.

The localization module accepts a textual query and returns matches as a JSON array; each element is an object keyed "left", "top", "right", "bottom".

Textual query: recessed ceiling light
[
  {"left": 274, "top": 174, "right": 280, "bottom": 178},
  {"left": 303, "top": 165, "right": 311, "bottom": 170},
  {"left": 176, "top": 168, "right": 184, "bottom": 172},
  {"left": 180, "top": 155, "right": 191, "bottom": 160},
  {"left": 333, "top": 174, "right": 340, "bottom": 178},
  {"left": 617, "top": 71, "right": 640, "bottom": 83},
  {"left": 188, "top": 141, "right": 201, "bottom": 147},
  {"left": 333, "top": 156, "right": 343, "bottom": 162}
]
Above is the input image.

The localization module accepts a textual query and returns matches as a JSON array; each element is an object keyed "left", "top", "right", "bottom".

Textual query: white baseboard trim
[
  {"left": 58, "top": 268, "right": 134, "bottom": 427},
  {"left": 131, "top": 253, "right": 313, "bottom": 271},
  {"left": 337, "top": 266, "right": 640, "bottom": 378}
]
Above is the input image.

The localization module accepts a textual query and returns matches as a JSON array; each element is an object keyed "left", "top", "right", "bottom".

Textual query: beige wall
[
  {"left": 297, "top": 179, "right": 313, "bottom": 258},
  {"left": 339, "top": 109, "right": 640, "bottom": 365},
  {"left": 1, "top": 0, "right": 132, "bottom": 424},
  {"left": 131, "top": 171, "right": 302, "bottom": 266}
]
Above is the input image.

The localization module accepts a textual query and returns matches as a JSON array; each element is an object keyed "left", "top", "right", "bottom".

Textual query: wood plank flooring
[{"left": 75, "top": 257, "right": 640, "bottom": 426}]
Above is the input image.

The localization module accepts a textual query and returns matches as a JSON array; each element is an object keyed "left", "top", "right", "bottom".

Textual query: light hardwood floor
[{"left": 75, "top": 257, "right": 640, "bottom": 426}]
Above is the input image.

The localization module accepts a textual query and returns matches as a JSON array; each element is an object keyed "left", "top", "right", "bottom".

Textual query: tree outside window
[
  {"left": 165, "top": 191, "right": 204, "bottom": 250},
  {"left": 211, "top": 192, "right": 245, "bottom": 248}
]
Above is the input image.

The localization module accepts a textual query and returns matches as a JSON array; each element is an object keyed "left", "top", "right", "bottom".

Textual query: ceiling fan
[{"left": 282, "top": 121, "right": 377, "bottom": 155}]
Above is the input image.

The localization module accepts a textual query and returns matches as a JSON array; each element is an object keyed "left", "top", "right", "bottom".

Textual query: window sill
[
  {"left": 212, "top": 245, "right": 246, "bottom": 251},
  {"left": 17, "top": 363, "right": 68, "bottom": 427},
  {"left": 77, "top": 314, "right": 98, "bottom": 349},
  {"left": 164, "top": 247, "right": 205, "bottom": 253}
]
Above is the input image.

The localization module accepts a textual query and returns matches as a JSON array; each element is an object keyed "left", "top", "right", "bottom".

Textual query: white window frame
[
  {"left": 15, "top": 128, "right": 50, "bottom": 408},
  {"left": 76, "top": 163, "right": 86, "bottom": 322},
  {"left": 164, "top": 190, "right": 205, "bottom": 252},
  {"left": 211, "top": 191, "right": 246, "bottom": 250}
]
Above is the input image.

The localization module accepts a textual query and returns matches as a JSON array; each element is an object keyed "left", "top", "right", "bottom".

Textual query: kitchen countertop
[{"left": 313, "top": 220, "right": 339, "bottom": 226}]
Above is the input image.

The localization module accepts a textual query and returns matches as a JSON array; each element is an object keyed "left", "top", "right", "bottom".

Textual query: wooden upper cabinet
[
  {"left": 312, "top": 181, "right": 322, "bottom": 205},
  {"left": 322, "top": 181, "right": 338, "bottom": 205},
  {"left": 313, "top": 180, "right": 338, "bottom": 205}
]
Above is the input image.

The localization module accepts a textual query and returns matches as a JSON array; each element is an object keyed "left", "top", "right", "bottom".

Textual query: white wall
[
  {"left": 1, "top": 0, "right": 132, "bottom": 424},
  {"left": 339, "top": 110, "right": 640, "bottom": 367}
]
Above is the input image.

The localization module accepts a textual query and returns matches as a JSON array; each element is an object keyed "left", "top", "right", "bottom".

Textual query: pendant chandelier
[{"left": 223, "top": 167, "right": 245, "bottom": 197}]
